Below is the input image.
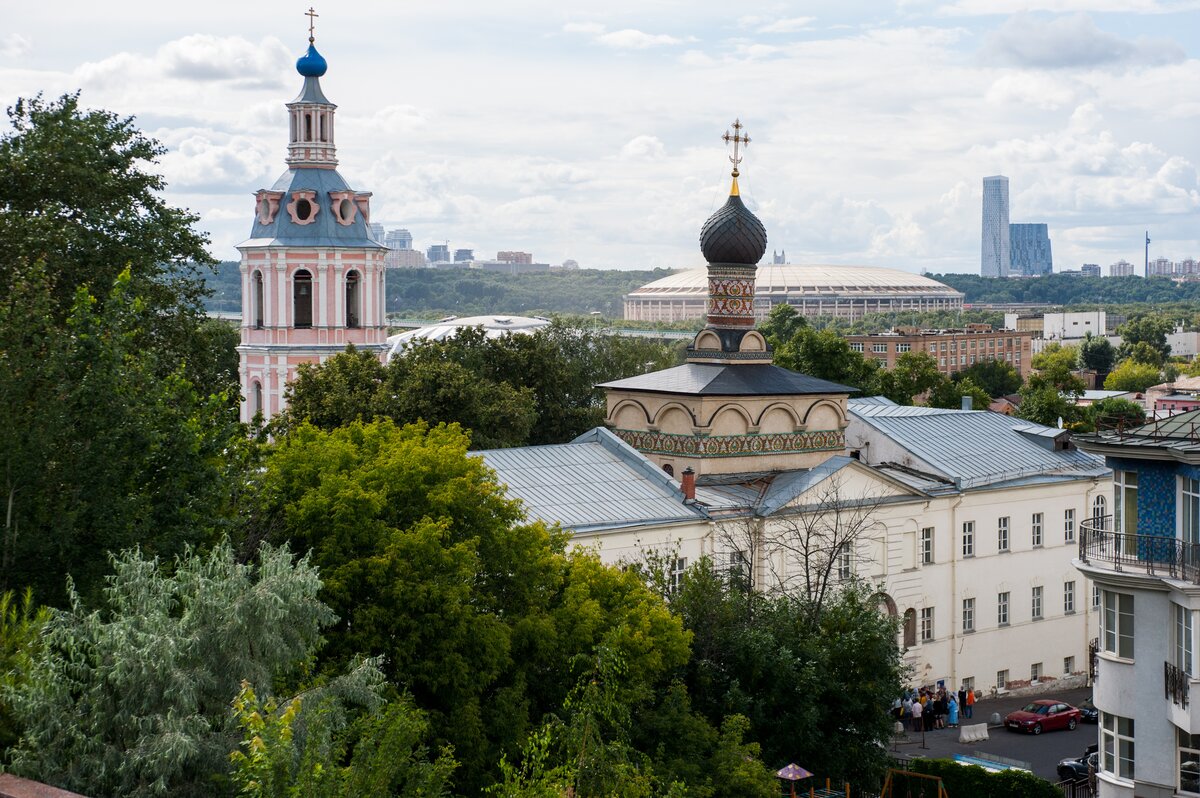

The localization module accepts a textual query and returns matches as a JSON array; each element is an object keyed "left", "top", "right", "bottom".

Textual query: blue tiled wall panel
[{"left": 1109, "top": 456, "right": 1188, "bottom": 538}]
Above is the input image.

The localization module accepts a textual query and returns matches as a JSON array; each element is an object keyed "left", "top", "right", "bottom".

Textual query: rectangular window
[
  {"left": 1182, "top": 477, "right": 1200, "bottom": 545},
  {"left": 1093, "top": 583, "right": 1100, "bottom": 609},
  {"left": 920, "top": 607, "right": 934, "bottom": 642},
  {"left": 1031, "top": 662, "right": 1042, "bottom": 681},
  {"left": 836, "top": 543, "right": 852, "bottom": 582},
  {"left": 1032, "top": 586, "right": 1044, "bottom": 620},
  {"left": 962, "top": 676, "right": 974, "bottom": 693},
  {"left": 1177, "top": 729, "right": 1200, "bottom": 796},
  {"left": 1115, "top": 470, "right": 1138, "bottom": 539},
  {"left": 940, "top": 342, "right": 947, "bottom": 351},
  {"left": 897, "top": 343, "right": 911, "bottom": 353},
  {"left": 1032, "top": 512, "right": 1044, "bottom": 547},
  {"left": 669, "top": 557, "right": 687, "bottom": 595},
  {"left": 1064, "top": 656, "right": 1075, "bottom": 674},
  {"left": 998, "top": 591, "right": 1010, "bottom": 626},
  {"left": 850, "top": 342, "right": 864, "bottom": 353},
  {"left": 997, "top": 517, "right": 1010, "bottom": 552},
  {"left": 1064, "top": 581, "right": 1075, "bottom": 614},
  {"left": 1175, "top": 602, "right": 1195, "bottom": 676},
  {"left": 1101, "top": 713, "right": 1135, "bottom": 780},
  {"left": 997, "top": 669, "right": 1009, "bottom": 690},
  {"left": 1102, "top": 590, "right": 1135, "bottom": 658},
  {"left": 962, "top": 521, "right": 974, "bottom": 557},
  {"left": 1065, "top": 508, "right": 1076, "bottom": 543},
  {"left": 872, "top": 343, "right": 887, "bottom": 353},
  {"left": 920, "top": 527, "right": 934, "bottom": 564},
  {"left": 963, "top": 598, "right": 975, "bottom": 633}
]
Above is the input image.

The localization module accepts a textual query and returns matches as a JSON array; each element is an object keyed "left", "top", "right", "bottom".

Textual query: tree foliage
[
  {"left": 1089, "top": 397, "right": 1146, "bottom": 431},
  {"left": 1117, "top": 314, "right": 1173, "bottom": 366},
  {"left": 875, "top": 352, "right": 944, "bottom": 406},
  {"left": 1104, "top": 359, "right": 1162, "bottom": 393},
  {"left": 3, "top": 541, "right": 339, "bottom": 798},
  {"left": 1077, "top": 332, "right": 1117, "bottom": 373},
  {"left": 0, "top": 589, "right": 50, "bottom": 752},
  {"left": 952, "top": 358, "right": 1022, "bottom": 398},
  {"left": 774, "top": 327, "right": 879, "bottom": 391},
  {"left": 926, "top": 375, "right": 991, "bottom": 411}
]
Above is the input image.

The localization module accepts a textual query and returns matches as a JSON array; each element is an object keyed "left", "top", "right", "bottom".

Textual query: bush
[{"left": 899, "top": 758, "right": 1061, "bottom": 798}]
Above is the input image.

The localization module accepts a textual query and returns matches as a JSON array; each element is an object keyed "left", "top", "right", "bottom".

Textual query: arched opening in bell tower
[
  {"left": 345, "top": 270, "right": 361, "bottom": 328},
  {"left": 252, "top": 270, "right": 264, "bottom": 329},
  {"left": 293, "top": 269, "right": 313, "bottom": 328}
]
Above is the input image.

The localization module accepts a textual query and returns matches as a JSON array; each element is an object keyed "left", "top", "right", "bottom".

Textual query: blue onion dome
[
  {"left": 296, "top": 44, "right": 328, "bottom": 77},
  {"left": 699, "top": 186, "right": 767, "bottom": 265}
]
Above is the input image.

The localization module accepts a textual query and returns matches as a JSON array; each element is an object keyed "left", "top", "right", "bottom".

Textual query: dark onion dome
[
  {"left": 699, "top": 183, "right": 767, "bottom": 265},
  {"left": 296, "top": 43, "right": 328, "bottom": 77}
]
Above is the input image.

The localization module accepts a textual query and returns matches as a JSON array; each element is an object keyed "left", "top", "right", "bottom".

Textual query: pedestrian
[
  {"left": 948, "top": 694, "right": 959, "bottom": 728},
  {"left": 910, "top": 697, "right": 923, "bottom": 733},
  {"left": 958, "top": 685, "right": 967, "bottom": 711},
  {"left": 964, "top": 687, "right": 975, "bottom": 719}
]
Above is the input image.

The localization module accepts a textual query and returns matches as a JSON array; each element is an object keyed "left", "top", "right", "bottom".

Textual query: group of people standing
[{"left": 893, "top": 685, "right": 976, "bottom": 733}]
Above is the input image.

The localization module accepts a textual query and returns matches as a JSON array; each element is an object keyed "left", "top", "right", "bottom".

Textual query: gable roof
[
  {"left": 475, "top": 427, "right": 706, "bottom": 533},
  {"left": 599, "top": 363, "right": 856, "bottom": 397},
  {"left": 849, "top": 401, "right": 1107, "bottom": 489}
]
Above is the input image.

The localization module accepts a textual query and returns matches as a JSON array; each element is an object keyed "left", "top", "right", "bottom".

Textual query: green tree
[
  {"left": 926, "top": 376, "right": 991, "bottom": 411},
  {"left": 1117, "top": 314, "right": 1173, "bottom": 366},
  {"left": 774, "top": 328, "right": 878, "bottom": 391},
  {"left": 257, "top": 420, "right": 693, "bottom": 793},
  {"left": 0, "top": 589, "right": 50, "bottom": 752},
  {"left": 1015, "top": 387, "right": 1077, "bottom": 429},
  {"left": 1029, "top": 343, "right": 1084, "bottom": 394},
  {"left": 1089, "top": 397, "right": 1146, "bottom": 431},
  {"left": 953, "top": 359, "right": 1022, "bottom": 398},
  {"left": 759, "top": 304, "right": 809, "bottom": 349},
  {"left": 3, "top": 541, "right": 345, "bottom": 798},
  {"left": 1104, "top": 360, "right": 1162, "bottom": 393},
  {"left": 875, "top": 352, "right": 945, "bottom": 405},
  {"left": 1077, "top": 332, "right": 1117, "bottom": 373}
]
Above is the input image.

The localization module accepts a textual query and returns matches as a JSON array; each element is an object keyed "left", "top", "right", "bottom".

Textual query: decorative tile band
[
  {"left": 614, "top": 428, "right": 845, "bottom": 458},
  {"left": 707, "top": 275, "right": 756, "bottom": 326}
]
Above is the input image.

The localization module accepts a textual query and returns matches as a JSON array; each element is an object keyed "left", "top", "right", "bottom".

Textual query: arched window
[
  {"left": 902, "top": 609, "right": 917, "bottom": 649},
  {"left": 662, "top": 464, "right": 674, "bottom": 477},
  {"left": 293, "top": 269, "right": 313, "bottom": 328},
  {"left": 253, "top": 381, "right": 263, "bottom": 417},
  {"left": 304, "top": 113, "right": 312, "bottom": 141},
  {"left": 345, "top": 270, "right": 360, "bottom": 328},
  {"left": 1092, "top": 495, "right": 1108, "bottom": 531},
  {"left": 253, "top": 270, "right": 264, "bottom": 329},
  {"left": 319, "top": 114, "right": 327, "bottom": 142}
]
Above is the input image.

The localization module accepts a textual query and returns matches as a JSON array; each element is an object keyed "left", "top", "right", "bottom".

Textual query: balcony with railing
[
  {"left": 1078, "top": 515, "right": 1200, "bottom": 585},
  {"left": 1167, "top": 660, "right": 1191, "bottom": 708}
]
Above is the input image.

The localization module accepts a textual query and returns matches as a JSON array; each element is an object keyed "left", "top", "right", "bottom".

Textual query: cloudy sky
[{"left": 3, "top": 1, "right": 1198, "bottom": 273}]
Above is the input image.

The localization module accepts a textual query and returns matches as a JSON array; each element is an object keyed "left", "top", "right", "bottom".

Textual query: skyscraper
[
  {"left": 981, "top": 176, "right": 1010, "bottom": 278},
  {"left": 1009, "top": 223, "right": 1052, "bottom": 276}
]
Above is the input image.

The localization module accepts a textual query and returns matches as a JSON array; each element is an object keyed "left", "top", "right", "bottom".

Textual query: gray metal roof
[
  {"left": 475, "top": 428, "right": 705, "bottom": 533},
  {"left": 239, "top": 167, "right": 385, "bottom": 250},
  {"left": 600, "top": 363, "right": 856, "bottom": 396},
  {"left": 1076, "top": 407, "right": 1200, "bottom": 459},
  {"left": 851, "top": 404, "right": 1107, "bottom": 489}
]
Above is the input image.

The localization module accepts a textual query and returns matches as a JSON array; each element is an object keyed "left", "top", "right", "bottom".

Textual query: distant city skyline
[{"left": 3, "top": 2, "right": 1197, "bottom": 273}]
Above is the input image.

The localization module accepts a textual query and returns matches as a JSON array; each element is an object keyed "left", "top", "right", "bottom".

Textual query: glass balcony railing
[{"left": 1079, "top": 515, "right": 1200, "bottom": 584}]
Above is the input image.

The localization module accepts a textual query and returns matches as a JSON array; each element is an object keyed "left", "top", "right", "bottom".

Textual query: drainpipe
[{"left": 948, "top": 493, "right": 964, "bottom": 690}]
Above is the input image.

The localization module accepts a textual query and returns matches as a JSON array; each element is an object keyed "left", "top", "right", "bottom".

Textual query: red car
[{"left": 1005, "top": 700, "right": 1081, "bottom": 734}]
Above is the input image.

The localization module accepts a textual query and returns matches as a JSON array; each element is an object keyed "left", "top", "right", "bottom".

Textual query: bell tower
[{"left": 237, "top": 16, "right": 388, "bottom": 423}]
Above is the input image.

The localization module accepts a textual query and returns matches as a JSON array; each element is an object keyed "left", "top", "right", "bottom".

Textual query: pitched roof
[
  {"left": 475, "top": 428, "right": 705, "bottom": 533},
  {"left": 600, "top": 363, "right": 856, "bottom": 396},
  {"left": 849, "top": 402, "right": 1107, "bottom": 489}
]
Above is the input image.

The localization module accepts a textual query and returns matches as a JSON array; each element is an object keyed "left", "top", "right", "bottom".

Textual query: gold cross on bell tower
[
  {"left": 722, "top": 119, "right": 750, "bottom": 178},
  {"left": 306, "top": 7, "right": 319, "bottom": 43}
]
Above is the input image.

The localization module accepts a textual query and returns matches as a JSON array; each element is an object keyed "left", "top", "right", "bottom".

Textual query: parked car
[
  {"left": 1057, "top": 747, "right": 1098, "bottom": 783},
  {"left": 1004, "top": 699, "right": 1082, "bottom": 734},
  {"left": 1077, "top": 696, "right": 1098, "bottom": 724}
]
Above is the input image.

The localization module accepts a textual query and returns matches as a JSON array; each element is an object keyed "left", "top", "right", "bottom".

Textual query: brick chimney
[{"left": 681, "top": 467, "right": 696, "bottom": 501}]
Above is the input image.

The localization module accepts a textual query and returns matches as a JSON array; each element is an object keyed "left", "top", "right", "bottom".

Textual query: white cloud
[
  {"left": 985, "top": 72, "right": 1078, "bottom": 109},
  {"left": 981, "top": 12, "right": 1186, "bottom": 69},
  {"left": 939, "top": 0, "right": 1194, "bottom": 15},
  {"left": 1, "top": 34, "right": 31, "bottom": 59},
  {"left": 562, "top": 22, "right": 605, "bottom": 35},
  {"left": 596, "top": 29, "right": 682, "bottom": 49},
  {"left": 159, "top": 34, "right": 292, "bottom": 86},
  {"left": 620, "top": 135, "right": 666, "bottom": 160},
  {"left": 757, "top": 17, "right": 817, "bottom": 33}
]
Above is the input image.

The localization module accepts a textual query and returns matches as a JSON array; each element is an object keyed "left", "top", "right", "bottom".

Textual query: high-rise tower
[
  {"left": 981, "top": 175, "right": 1010, "bottom": 278},
  {"left": 237, "top": 23, "right": 388, "bottom": 422}
]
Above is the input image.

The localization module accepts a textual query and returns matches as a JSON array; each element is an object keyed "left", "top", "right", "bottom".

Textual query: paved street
[{"left": 890, "top": 687, "right": 1096, "bottom": 783}]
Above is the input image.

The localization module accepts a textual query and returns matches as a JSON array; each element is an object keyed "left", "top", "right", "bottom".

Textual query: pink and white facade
[{"left": 237, "top": 39, "right": 388, "bottom": 423}]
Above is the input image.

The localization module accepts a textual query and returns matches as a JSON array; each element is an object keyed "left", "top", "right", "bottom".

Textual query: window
[
  {"left": 253, "top": 382, "right": 263, "bottom": 417},
  {"left": 1102, "top": 590, "right": 1134, "bottom": 658},
  {"left": 1064, "top": 581, "right": 1075, "bottom": 614},
  {"left": 253, "top": 270, "right": 264, "bottom": 328},
  {"left": 872, "top": 343, "right": 887, "bottom": 353},
  {"left": 997, "top": 517, "right": 1010, "bottom": 552},
  {"left": 669, "top": 557, "right": 687, "bottom": 595},
  {"left": 962, "top": 676, "right": 974, "bottom": 693},
  {"left": 1101, "top": 713, "right": 1135, "bottom": 780},
  {"left": 897, "top": 343, "right": 911, "bottom": 353},
  {"left": 726, "top": 550, "right": 749, "bottom": 584},
  {"left": 850, "top": 342, "right": 864, "bottom": 352},
  {"left": 920, "top": 608, "right": 934, "bottom": 642},
  {"left": 1031, "top": 662, "right": 1042, "bottom": 681},
  {"left": 1032, "top": 586, "right": 1043, "bottom": 620},
  {"left": 1092, "top": 495, "right": 1108, "bottom": 529},
  {"left": 962, "top": 521, "right": 974, "bottom": 557},
  {"left": 836, "top": 543, "right": 852, "bottom": 581},
  {"left": 997, "top": 669, "right": 1009, "bottom": 690},
  {"left": 962, "top": 598, "right": 975, "bottom": 633},
  {"left": 1064, "top": 656, "right": 1075, "bottom": 674},
  {"left": 1115, "top": 470, "right": 1138, "bottom": 542},
  {"left": 1178, "top": 729, "right": 1200, "bottom": 796},
  {"left": 345, "top": 270, "right": 361, "bottom": 328},
  {"left": 903, "top": 609, "right": 917, "bottom": 648},
  {"left": 920, "top": 527, "right": 934, "bottom": 564},
  {"left": 1092, "top": 583, "right": 1100, "bottom": 609},
  {"left": 940, "top": 342, "right": 947, "bottom": 351},
  {"left": 1064, "top": 509, "right": 1076, "bottom": 543},
  {"left": 1183, "top": 476, "right": 1200, "bottom": 545},
  {"left": 293, "top": 269, "right": 313, "bottom": 328},
  {"left": 997, "top": 591, "right": 1009, "bottom": 625},
  {"left": 1032, "top": 512, "right": 1044, "bottom": 547},
  {"left": 1175, "top": 602, "right": 1195, "bottom": 676}
]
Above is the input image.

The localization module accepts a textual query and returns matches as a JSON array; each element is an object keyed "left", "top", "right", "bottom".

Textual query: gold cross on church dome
[
  {"left": 722, "top": 119, "right": 750, "bottom": 178},
  {"left": 306, "top": 7, "right": 319, "bottom": 42}
]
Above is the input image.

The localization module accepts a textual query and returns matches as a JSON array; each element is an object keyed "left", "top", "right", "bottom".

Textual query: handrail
[
  {"left": 1078, "top": 515, "right": 1200, "bottom": 585},
  {"left": 1166, "top": 660, "right": 1191, "bottom": 708}
]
